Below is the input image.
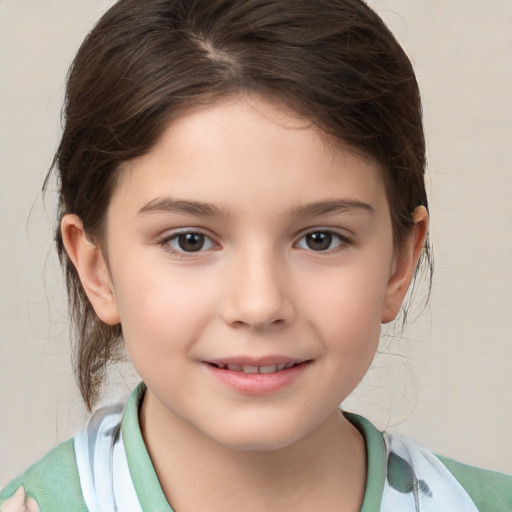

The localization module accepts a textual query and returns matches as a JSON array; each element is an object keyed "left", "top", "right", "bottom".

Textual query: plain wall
[{"left": 1, "top": 0, "right": 511, "bottom": 486}]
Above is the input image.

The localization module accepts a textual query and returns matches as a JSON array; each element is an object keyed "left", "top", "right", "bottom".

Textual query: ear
[
  {"left": 381, "top": 206, "right": 429, "bottom": 324},
  {"left": 61, "top": 214, "right": 121, "bottom": 325}
]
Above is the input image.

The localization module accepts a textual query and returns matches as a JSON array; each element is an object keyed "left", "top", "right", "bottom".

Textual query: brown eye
[
  {"left": 296, "top": 230, "right": 347, "bottom": 252},
  {"left": 178, "top": 233, "right": 205, "bottom": 252},
  {"left": 306, "top": 232, "right": 332, "bottom": 251},
  {"left": 164, "top": 231, "right": 215, "bottom": 253}
]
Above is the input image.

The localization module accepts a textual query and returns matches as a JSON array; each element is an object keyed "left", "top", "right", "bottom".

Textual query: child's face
[{"left": 86, "top": 95, "right": 415, "bottom": 450}]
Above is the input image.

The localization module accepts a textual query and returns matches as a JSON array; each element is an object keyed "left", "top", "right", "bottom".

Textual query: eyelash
[{"left": 159, "top": 228, "right": 351, "bottom": 257}]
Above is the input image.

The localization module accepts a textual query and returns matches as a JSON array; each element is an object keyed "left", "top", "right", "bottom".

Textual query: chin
[
  {"left": 207, "top": 418, "right": 310, "bottom": 453},
  {"left": 218, "top": 436, "right": 301, "bottom": 453}
]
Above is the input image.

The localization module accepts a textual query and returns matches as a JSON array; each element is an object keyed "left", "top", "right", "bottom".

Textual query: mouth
[
  {"left": 204, "top": 358, "right": 312, "bottom": 394},
  {"left": 207, "top": 361, "right": 305, "bottom": 374}
]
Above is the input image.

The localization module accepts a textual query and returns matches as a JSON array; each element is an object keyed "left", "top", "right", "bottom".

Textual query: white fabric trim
[
  {"left": 112, "top": 432, "right": 143, "bottom": 512},
  {"left": 381, "top": 432, "right": 479, "bottom": 512},
  {"left": 74, "top": 404, "right": 142, "bottom": 512},
  {"left": 74, "top": 403, "right": 480, "bottom": 511}
]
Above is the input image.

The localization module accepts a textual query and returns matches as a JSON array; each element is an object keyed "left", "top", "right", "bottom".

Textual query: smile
[
  {"left": 210, "top": 362, "right": 299, "bottom": 374},
  {"left": 205, "top": 359, "right": 311, "bottom": 394}
]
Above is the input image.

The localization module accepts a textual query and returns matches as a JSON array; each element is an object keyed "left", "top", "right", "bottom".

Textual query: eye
[
  {"left": 295, "top": 230, "right": 348, "bottom": 252},
  {"left": 163, "top": 231, "right": 215, "bottom": 253}
]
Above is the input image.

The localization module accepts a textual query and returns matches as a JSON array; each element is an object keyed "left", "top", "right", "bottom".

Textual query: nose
[{"left": 220, "top": 248, "right": 296, "bottom": 329}]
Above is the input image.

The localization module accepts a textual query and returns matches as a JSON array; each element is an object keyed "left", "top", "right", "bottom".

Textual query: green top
[{"left": 1, "top": 384, "right": 511, "bottom": 511}]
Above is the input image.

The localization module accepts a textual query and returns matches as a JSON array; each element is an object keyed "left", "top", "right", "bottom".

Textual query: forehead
[{"left": 111, "top": 94, "right": 388, "bottom": 217}]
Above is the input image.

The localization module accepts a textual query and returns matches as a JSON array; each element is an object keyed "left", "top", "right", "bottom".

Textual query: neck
[{"left": 140, "top": 393, "right": 366, "bottom": 512}]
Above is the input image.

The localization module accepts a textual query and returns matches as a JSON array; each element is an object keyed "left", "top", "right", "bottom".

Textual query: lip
[
  {"left": 203, "top": 356, "right": 312, "bottom": 395},
  {"left": 206, "top": 355, "right": 305, "bottom": 367}
]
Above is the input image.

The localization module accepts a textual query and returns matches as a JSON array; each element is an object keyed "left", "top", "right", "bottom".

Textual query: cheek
[
  {"left": 112, "top": 267, "right": 216, "bottom": 358},
  {"left": 303, "top": 265, "right": 388, "bottom": 353},
  {"left": 309, "top": 263, "right": 389, "bottom": 320}
]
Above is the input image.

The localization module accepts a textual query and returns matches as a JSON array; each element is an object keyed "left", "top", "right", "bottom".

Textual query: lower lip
[{"left": 204, "top": 362, "right": 310, "bottom": 395}]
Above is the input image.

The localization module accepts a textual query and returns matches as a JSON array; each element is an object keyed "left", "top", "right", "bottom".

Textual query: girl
[{"left": 1, "top": 0, "right": 510, "bottom": 510}]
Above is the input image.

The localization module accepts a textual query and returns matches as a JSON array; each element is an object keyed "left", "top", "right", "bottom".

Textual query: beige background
[{"left": 1, "top": 0, "right": 511, "bottom": 486}]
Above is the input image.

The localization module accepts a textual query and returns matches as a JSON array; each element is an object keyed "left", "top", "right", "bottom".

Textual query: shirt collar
[{"left": 122, "top": 383, "right": 387, "bottom": 511}]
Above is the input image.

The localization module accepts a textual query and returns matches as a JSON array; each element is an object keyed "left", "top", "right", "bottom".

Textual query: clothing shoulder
[
  {"left": 0, "top": 439, "right": 87, "bottom": 512},
  {"left": 382, "top": 431, "right": 510, "bottom": 512},
  {"left": 437, "top": 454, "right": 512, "bottom": 512}
]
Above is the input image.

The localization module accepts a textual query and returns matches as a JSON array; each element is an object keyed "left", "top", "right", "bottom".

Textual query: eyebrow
[
  {"left": 137, "top": 197, "right": 229, "bottom": 217},
  {"left": 290, "top": 199, "right": 375, "bottom": 217},
  {"left": 136, "top": 197, "right": 374, "bottom": 218}
]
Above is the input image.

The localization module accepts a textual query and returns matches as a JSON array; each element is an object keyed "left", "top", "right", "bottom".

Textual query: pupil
[
  {"left": 178, "top": 233, "right": 204, "bottom": 252},
  {"left": 306, "top": 232, "right": 332, "bottom": 251}
]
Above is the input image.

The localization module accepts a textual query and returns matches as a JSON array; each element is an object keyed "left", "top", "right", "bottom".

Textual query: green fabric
[
  {"left": 121, "top": 384, "right": 391, "bottom": 511},
  {"left": 2, "top": 383, "right": 510, "bottom": 511},
  {"left": 0, "top": 439, "right": 87, "bottom": 512},
  {"left": 122, "top": 383, "right": 174, "bottom": 511},
  {"left": 436, "top": 454, "right": 512, "bottom": 512},
  {"left": 346, "top": 412, "right": 386, "bottom": 511}
]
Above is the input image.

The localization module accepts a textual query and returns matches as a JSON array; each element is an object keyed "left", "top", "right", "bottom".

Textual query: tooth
[
  {"left": 227, "top": 364, "right": 243, "bottom": 371},
  {"left": 242, "top": 365, "right": 259, "bottom": 374},
  {"left": 277, "top": 364, "right": 286, "bottom": 371},
  {"left": 284, "top": 362, "right": 295, "bottom": 369},
  {"left": 217, "top": 363, "right": 226, "bottom": 369},
  {"left": 259, "top": 365, "right": 277, "bottom": 374}
]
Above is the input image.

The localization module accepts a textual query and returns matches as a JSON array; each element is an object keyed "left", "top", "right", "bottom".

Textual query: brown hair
[{"left": 46, "top": 0, "right": 431, "bottom": 409}]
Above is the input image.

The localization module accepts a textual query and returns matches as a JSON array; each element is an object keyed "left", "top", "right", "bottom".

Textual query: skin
[
  {"left": 0, "top": 487, "right": 40, "bottom": 512},
  {"left": 62, "top": 95, "right": 428, "bottom": 511}
]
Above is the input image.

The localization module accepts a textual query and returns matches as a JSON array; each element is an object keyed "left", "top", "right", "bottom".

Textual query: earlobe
[
  {"left": 60, "top": 214, "right": 121, "bottom": 325},
  {"left": 381, "top": 206, "right": 429, "bottom": 324}
]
